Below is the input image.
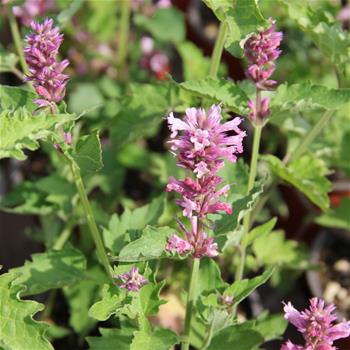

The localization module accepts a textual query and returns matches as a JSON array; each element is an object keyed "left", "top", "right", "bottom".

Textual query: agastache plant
[
  {"left": 244, "top": 20, "right": 283, "bottom": 124},
  {"left": 165, "top": 105, "right": 246, "bottom": 258},
  {"left": 24, "top": 18, "right": 69, "bottom": 110},
  {"left": 13, "top": 0, "right": 55, "bottom": 26},
  {"left": 281, "top": 298, "right": 350, "bottom": 350},
  {"left": 117, "top": 267, "right": 148, "bottom": 292}
]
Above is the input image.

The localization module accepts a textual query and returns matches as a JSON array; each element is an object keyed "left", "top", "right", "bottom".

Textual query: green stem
[
  {"left": 209, "top": 22, "right": 227, "bottom": 78},
  {"left": 285, "top": 110, "right": 333, "bottom": 164},
  {"left": 53, "top": 223, "right": 74, "bottom": 250},
  {"left": 8, "top": 12, "right": 29, "bottom": 76},
  {"left": 69, "top": 160, "right": 112, "bottom": 279},
  {"left": 235, "top": 124, "right": 262, "bottom": 283},
  {"left": 182, "top": 258, "right": 200, "bottom": 350},
  {"left": 117, "top": 0, "right": 130, "bottom": 69}
]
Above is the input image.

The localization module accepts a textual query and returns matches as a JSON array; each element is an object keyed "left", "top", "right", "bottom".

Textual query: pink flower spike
[{"left": 117, "top": 267, "right": 148, "bottom": 292}]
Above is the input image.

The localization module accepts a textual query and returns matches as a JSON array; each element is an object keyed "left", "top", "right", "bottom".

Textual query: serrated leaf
[
  {"left": 197, "top": 259, "right": 226, "bottom": 297},
  {"left": 180, "top": 78, "right": 248, "bottom": 114},
  {"left": 243, "top": 217, "right": 277, "bottom": 247},
  {"left": 253, "top": 313, "right": 288, "bottom": 343},
  {"left": 207, "top": 324, "right": 264, "bottom": 350},
  {"left": 86, "top": 328, "right": 133, "bottom": 350},
  {"left": 73, "top": 131, "right": 103, "bottom": 173},
  {"left": 111, "top": 83, "right": 171, "bottom": 148},
  {"left": 271, "top": 83, "right": 350, "bottom": 116},
  {"left": 0, "top": 272, "right": 54, "bottom": 350},
  {"left": 113, "top": 226, "right": 173, "bottom": 262},
  {"left": 88, "top": 284, "right": 126, "bottom": 321},
  {"left": 130, "top": 328, "right": 178, "bottom": 350},
  {"left": 204, "top": 0, "right": 268, "bottom": 57},
  {"left": 134, "top": 7, "right": 185, "bottom": 43},
  {"left": 0, "top": 85, "right": 36, "bottom": 111},
  {"left": 214, "top": 181, "right": 264, "bottom": 236},
  {"left": 10, "top": 246, "right": 86, "bottom": 296},
  {"left": 0, "top": 108, "right": 75, "bottom": 160},
  {"left": 103, "top": 195, "right": 165, "bottom": 253},
  {"left": 224, "top": 268, "right": 274, "bottom": 306},
  {"left": 0, "top": 52, "right": 18, "bottom": 73},
  {"left": 263, "top": 154, "right": 331, "bottom": 211}
]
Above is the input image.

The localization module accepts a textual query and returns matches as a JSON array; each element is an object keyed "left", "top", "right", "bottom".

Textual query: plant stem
[
  {"left": 182, "top": 258, "right": 200, "bottom": 350},
  {"left": 209, "top": 22, "right": 227, "bottom": 78},
  {"left": 8, "top": 12, "right": 29, "bottom": 76},
  {"left": 235, "top": 123, "right": 262, "bottom": 282},
  {"left": 201, "top": 316, "right": 215, "bottom": 350},
  {"left": 117, "top": 0, "right": 130, "bottom": 69},
  {"left": 53, "top": 222, "right": 74, "bottom": 250},
  {"left": 284, "top": 110, "right": 333, "bottom": 164},
  {"left": 69, "top": 160, "right": 112, "bottom": 280},
  {"left": 41, "top": 289, "right": 57, "bottom": 320}
]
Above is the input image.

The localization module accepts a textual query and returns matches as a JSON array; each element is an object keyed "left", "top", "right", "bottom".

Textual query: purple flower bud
[
  {"left": 219, "top": 294, "right": 234, "bottom": 306},
  {"left": 281, "top": 298, "right": 350, "bottom": 350},
  {"left": 117, "top": 267, "right": 148, "bottom": 292},
  {"left": 24, "top": 18, "right": 69, "bottom": 108}
]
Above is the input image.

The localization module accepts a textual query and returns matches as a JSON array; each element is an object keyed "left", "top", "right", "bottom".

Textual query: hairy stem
[
  {"left": 117, "top": 0, "right": 130, "bottom": 69},
  {"left": 8, "top": 12, "right": 29, "bottom": 76},
  {"left": 69, "top": 160, "right": 112, "bottom": 279},
  {"left": 209, "top": 22, "right": 227, "bottom": 78},
  {"left": 182, "top": 258, "right": 200, "bottom": 350},
  {"left": 235, "top": 123, "right": 262, "bottom": 282}
]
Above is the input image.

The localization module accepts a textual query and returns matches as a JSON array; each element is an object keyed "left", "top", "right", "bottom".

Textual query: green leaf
[
  {"left": 271, "top": 83, "right": 350, "bottom": 116},
  {"left": 134, "top": 7, "right": 185, "bottom": 43},
  {"left": 57, "top": 0, "right": 84, "bottom": 26},
  {"left": 63, "top": 265, "right": 106, "bottom": 335},
  {"left": 252, "top": 230, "right": 307, "bottom": 268},
  {"left": 103, "top": 195, "right": 165, "bottom": 253},
  {"left": 224, "top": 268, "right": 274, "bottom": 306},
  {"left": 207, "top": 324, "right": 264, "bottom": 350},
  {"left": 197, "top": 259, "right": 226, "bottom": 297},
  {"left": 111, "top": 83, "right": 171, "bottom": 148},
  {"left": 180, "top": 78, "right": 248, "bottom": 114},
  {"left": 243, "top": 217, "right": 277, "bottom": 247},
  {"left": 0, "top": 272, "right": 54, "bottom": 350},
  {"left": 130, "top": 328, "right": 178, "bottom": 350},
  {"left": 263, "top": 154, "right": 331, "bottom": 211},
  {"left": 0, "top": 108, "right": 74, "bottom": 160},
  {"left": 176, "top": 42, "right": 211, "bottom": 81},
  {"left": 114, "top": 226, "right": 173, "bottom": 262},
  {"left": 0, "top": 85, "right": 36, "bottom": 111},
  {"left": 214, "top": 180, "right": 265, "bottom": 236},
  {"left": 253, "top": 313, "right": 288, "bottom": 343},
  {"left": 204, "top": 0, "right": 268, "bottom": 56},
  {"left": 88, "top": 284, "right": 126, "bottom": 321},
  {"left": 0, "top": 52, "right": 18, "bottom": 73},
  {"left": 139, "top": 281, "right": 166, "bottom": 316},
  {"left": 10, "top": 246, "right": 86, "bottom": 296},
  {"left": 86, "top": 328, "right": 133, "bottom": 350},
  {"left": 316, "top": 198, "right": 350, "bottom": 230},
  {"left": 73, "top": 131, "right": 103, "bottom": 173}
]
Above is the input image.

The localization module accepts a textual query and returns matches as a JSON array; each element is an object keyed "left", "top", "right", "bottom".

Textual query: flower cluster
[
  {"left": 244, "top": 21, "right": 282, "bottom": 123},
  {"left": 117, "top": 267, "right": 148, "bottom": 292},
  {"left": 140, "top": 36, "right": 170, "bottom": 80},
  {"left": 24, "top": 19, "right": 69, "bottom": 108},
  {"left": 281, "top": 298, "right": 350, "bottom": 350},
  {"left": 13, "top": 0, "right": 55, "bottom": 26},
  {"left": 165, "top": 104, "right": 246, "bottom": 258}
]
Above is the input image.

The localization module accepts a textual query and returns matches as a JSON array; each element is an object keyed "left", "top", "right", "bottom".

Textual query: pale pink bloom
[
  {"left": 157, "top": 0, "right": 171, "bottom": 8},
  {"left": 337, "top": 5, "right": 350, "bottom": 23},
  {"left": 281, "top": 298, "right": 350, "bottom": 350},
  {"left": 140, "top": 36, "right": 154, "bottom": 55},
  {"left": 117, "top": 267, "right": 148, "bottom": 292},
  {"left": 13, "top": 0, "right": 55, "bottom": 26},
  {"left": 166, "top": 234, "right": 192, "bottom": 255},
  {"left": 220, "top": 294, "right": 234, "bottom": 306}
]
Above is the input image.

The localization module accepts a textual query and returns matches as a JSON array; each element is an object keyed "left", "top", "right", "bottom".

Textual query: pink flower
[
  {"left": 24, "top": 18, "right": 69, "bottom": 108},
  {"left": 281, "top": 298, "right": 350, "bottom": 350},
  {"left": 140, "top": 36, "right": 154, "bottom": 55},
  {"left": 167, "top": 105, "right": 246, "bottom": 176},
  {"left": 117, "top": 267, "right": 148, "bottom": 292},
  {"left": 166, "top": 234, "right": 192, "bottom": 255},
  {"left": 13, "top": 0, "right": 55, "bottom": 26}
]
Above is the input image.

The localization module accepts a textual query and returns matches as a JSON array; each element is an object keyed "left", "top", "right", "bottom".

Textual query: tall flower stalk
[
  {"left": 165, "top": 105, "right": 246, "bottom": 349},
  {"left": 23, "top": 19, "right": 112, "bottom": 280},
  {"left": 235, "top": 21, "right": 283, "bottom": 283}
]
